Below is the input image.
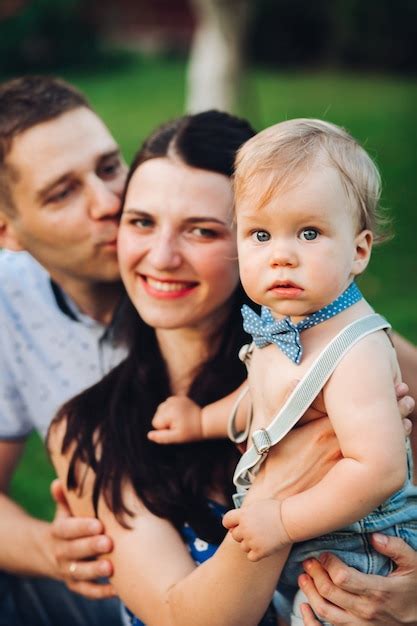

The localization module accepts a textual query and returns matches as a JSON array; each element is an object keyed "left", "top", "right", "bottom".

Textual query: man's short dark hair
[{"left": 0, "top": 75, "right": 90, "bottom": 215}]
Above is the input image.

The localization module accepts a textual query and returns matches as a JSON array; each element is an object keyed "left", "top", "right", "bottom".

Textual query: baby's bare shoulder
[{"left": 329, "top": 328, "right": 400, "bottom": 391}]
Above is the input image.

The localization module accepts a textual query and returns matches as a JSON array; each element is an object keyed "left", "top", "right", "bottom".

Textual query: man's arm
[
  {"left": 392, "top": 332, "right": 417, "bottom": 477},
  {"left": 0, "top": 439, "right": 61, "bottom": 577},
  {"left": 0, "top": 439, "right": 115, "bottom": 598}
]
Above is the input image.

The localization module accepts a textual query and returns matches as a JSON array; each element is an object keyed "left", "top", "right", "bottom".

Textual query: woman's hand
[{"left": 298, "top": 533, "right": 417, "bottom": 625}]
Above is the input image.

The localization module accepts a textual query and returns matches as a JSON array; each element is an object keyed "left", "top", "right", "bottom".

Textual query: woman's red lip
[
  {"left": 138, "top": 275, "right": 199, "bottom": 299},
  {"left": 141, "top": 275, "right": 199, "bottom": 286}
]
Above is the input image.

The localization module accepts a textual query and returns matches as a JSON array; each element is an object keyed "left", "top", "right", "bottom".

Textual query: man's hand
[
  {"left": 298, "top": 533, "right": 417, "bottom": 625},
  {"left": 223, "top": 498, "right": 291, "bottom": 562},
  {"left": 147, "top": 396, "right": 203, "bottom": 444},
  {"left": 49, "top": 480, "right": 115, "bottom": 599}
]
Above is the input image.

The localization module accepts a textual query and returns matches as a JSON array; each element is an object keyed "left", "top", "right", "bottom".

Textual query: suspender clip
[{"left": 252, "top": 428, "right": 271, "bottom": 456}]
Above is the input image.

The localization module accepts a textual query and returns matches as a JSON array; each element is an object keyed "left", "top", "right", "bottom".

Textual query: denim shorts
[{"left": 274, "top": 520, "right": 417, "bottom": 626}]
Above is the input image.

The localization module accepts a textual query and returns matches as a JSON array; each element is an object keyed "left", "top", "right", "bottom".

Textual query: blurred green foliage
[
  {"left": 1, "top": 1, "right": 417, "bottom": 74},
  {"left": 250, "top": 0, "right": 417, "bottom": 73},
  {"left": 0, "top": 0, "right": 122, "bottom": 74}
]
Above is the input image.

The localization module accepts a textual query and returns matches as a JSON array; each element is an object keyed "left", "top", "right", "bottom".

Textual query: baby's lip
[{"left": 269, "top": 280, "right": 302, "bottom": 290}]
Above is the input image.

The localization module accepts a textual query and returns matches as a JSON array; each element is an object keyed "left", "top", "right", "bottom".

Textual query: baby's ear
[{"left": 352, "top": 229, "right": 373, "bottom": 276}]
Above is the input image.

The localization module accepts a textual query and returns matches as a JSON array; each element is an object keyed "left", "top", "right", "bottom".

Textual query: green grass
[
  {"left": 7, "top": 55, "right": 417, "bottom": 519},
  {"left": 11, "top": 433, "right": 56, "bottom": 519}
]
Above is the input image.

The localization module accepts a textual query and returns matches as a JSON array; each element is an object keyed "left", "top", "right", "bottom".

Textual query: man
[{"left": 0, "top": 76, "right": 127, "bottom": 625}]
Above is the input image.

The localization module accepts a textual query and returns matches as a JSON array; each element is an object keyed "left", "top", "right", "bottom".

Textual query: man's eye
[
  {"left": 98, "top": 159, "right": 122, "bottom": 178},
  {"left": 47, "top": 184, "right": 76, "bottom": 203},
  {"left": 300, "top": 228, "right": 319, "bottom": 241},
  {"left": 251, "top": 230, "right": 270, "bottom": 242}
]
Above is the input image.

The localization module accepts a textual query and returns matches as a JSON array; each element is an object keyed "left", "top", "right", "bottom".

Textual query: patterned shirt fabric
[
  {"left": 124, "top": 502, "right": 277, "bottom": 626},
  {"left": 0, "top": 251, "right": 127, "bottom": 440}
]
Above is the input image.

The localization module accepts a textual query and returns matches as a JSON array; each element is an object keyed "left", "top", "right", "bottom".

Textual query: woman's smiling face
[{"left": 118, "top": 157, "right": 239, "bottom": 332}]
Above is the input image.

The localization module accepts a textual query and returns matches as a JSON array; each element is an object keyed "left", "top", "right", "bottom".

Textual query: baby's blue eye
[
  {"left": 252, "top": 230, "right": 270, "bottom": 242},
  {"left": 300, "top": 228, "right": 319, "bottom": 241}
]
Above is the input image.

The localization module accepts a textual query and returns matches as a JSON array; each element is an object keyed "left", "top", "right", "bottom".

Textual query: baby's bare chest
[{"left": 247, "top": 343, "right": 324, "bottom": 433}]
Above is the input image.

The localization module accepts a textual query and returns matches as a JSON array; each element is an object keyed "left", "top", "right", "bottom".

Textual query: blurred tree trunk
[{"left": 186, "top": 0, "right": 251, "bottom": 113}]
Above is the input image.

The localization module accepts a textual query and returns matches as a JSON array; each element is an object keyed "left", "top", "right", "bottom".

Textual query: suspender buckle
[{"left": 252, "top": 428, "right": 272, "bottom": 455}]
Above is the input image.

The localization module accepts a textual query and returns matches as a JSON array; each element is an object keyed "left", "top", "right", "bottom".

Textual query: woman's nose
[{"left": 147, "top": 233, "right": 182, "bottom": 270}]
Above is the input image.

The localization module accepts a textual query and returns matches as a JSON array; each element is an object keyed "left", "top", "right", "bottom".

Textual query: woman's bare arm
[
  {"left": 48, "top": 419, "right": 288, "bottom": 626},
  {"left": 104, "top": 491, "right": 288, "bottom": 626}
]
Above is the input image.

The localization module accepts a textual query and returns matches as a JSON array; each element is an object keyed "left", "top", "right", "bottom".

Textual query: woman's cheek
[{"left": 207, "top": 248, "right": 239, "bottom": 295}]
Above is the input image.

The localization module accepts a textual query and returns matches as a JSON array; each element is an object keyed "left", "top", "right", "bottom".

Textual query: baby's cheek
[{"left": 239, "top": 258, "right": 257, "bottom": 287}]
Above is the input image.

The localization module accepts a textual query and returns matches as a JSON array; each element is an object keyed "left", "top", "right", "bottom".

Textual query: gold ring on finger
[{"left": 69, "top": 561, "right": 77, "bottom": 575}]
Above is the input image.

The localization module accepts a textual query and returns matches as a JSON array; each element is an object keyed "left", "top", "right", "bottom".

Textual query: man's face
[{"left": 3, "top": 106, "right": 127, "bottom": 285}]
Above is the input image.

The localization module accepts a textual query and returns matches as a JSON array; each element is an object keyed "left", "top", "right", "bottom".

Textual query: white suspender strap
[
  {"left": 227, "top": 385, "right": 253, "bottom": 444},
  {"left": 232, "top": 314, "right": 391, "bottom": 508},
  {"left": 227, "top": 342, "right": 255, "bottom": 444}
]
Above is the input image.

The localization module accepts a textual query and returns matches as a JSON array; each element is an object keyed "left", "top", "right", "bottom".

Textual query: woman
[{"left": 48, "top": 111, "right": 417, "bottom": 626}]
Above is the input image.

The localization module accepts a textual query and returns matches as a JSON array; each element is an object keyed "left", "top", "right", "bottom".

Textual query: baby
[{"left": 149, "top": 119, "right": 417, "bottom": 625}]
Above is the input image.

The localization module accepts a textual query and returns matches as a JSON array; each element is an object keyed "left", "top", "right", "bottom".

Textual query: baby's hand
[
  {"left": 222, "top": 498, "right": 291, "bottom": 561},
  {"left": 147, "top": 396, "right": 203, "bottom": 444}
]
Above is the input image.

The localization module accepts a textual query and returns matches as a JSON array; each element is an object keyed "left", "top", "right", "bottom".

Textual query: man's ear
[
  {"left": 352, "top": 229, "right": 373, "bottom": 276},
  {"left": 0, "top": 213, "right": 24, "bottom": 251}
]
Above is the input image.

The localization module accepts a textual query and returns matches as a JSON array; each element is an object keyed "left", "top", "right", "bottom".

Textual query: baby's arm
[
  {"left": 147, "top": 383, "right": 249, "bottom": 444},
  {"left": 224, "top": 333, "right": 407, "bottom": 560},
  {"left": 280, "top": 334, "right": 406, "bottom": 542}
]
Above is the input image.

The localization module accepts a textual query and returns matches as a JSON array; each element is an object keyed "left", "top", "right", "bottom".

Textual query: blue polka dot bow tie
[{"left": 241, "top": 282, "right": 362, "bottom": 364}]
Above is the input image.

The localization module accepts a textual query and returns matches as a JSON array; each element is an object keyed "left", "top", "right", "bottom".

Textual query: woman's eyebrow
[
  {"left": 121, "top": 209, "right": 228, "bottom": 227},
  {"left": 122, "top": 208, "right": 150, "bottom": 216},
  {"left": 184, "top": 216, "right": 228, "bottom": 226}
]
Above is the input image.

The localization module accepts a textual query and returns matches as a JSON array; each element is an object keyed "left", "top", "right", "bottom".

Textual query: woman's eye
[
  {"left": 300, "top": 228, "right": 319, "bottom": 241},
  {"left": 251, "top": 230, "right": 270, "bottom": 243},
  {"left": 132, "top": 218, "right": 154, "bottom": 229},
  {"left": 190, "top": 227, "right": 218, "bottom": 239}
]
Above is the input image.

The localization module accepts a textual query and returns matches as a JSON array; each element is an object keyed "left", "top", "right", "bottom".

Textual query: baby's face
[{"left": 236, "top": 165, "right": 372, "bottom": 321}]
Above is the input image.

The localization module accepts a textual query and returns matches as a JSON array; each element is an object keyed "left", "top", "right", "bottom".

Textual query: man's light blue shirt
[{"left": 0, "top": 251, "right": 128, "bottom": 440}]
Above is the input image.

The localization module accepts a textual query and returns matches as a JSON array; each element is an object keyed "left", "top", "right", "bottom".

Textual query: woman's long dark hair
[{"left": 50, "top": 111, "right": 256, "bottom": 543}]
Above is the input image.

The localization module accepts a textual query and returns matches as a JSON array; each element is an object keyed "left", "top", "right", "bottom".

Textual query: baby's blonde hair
[{"left": 234, "top": 118, "right": 389, "bottom": 242}]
